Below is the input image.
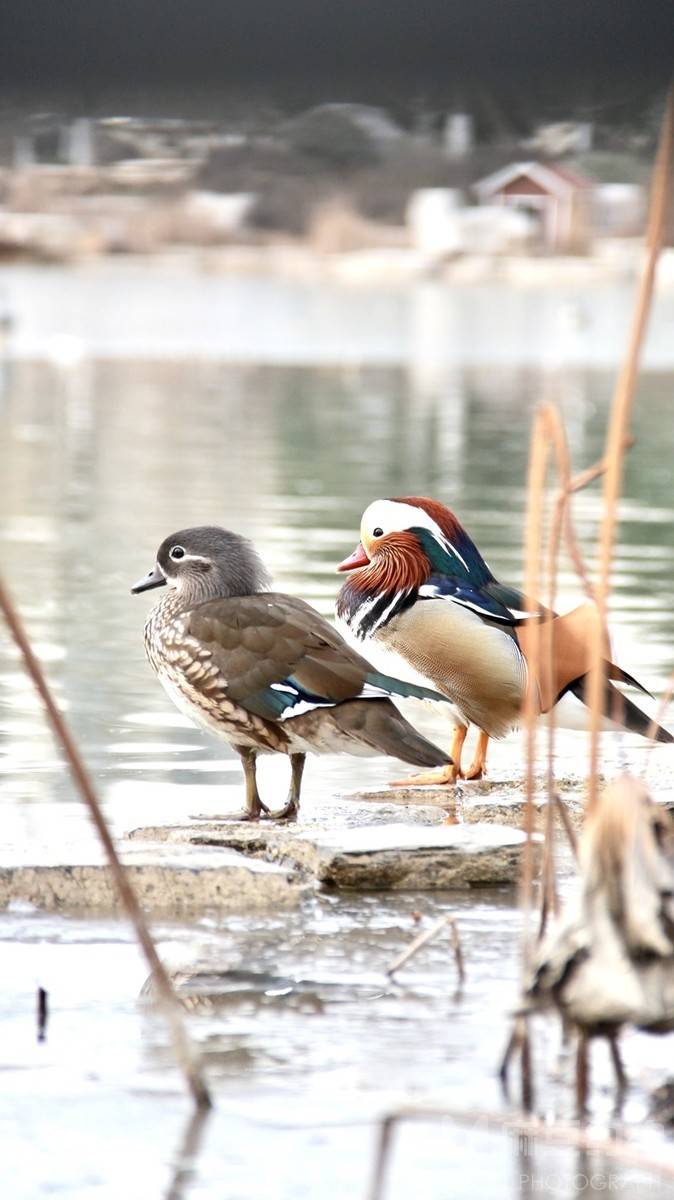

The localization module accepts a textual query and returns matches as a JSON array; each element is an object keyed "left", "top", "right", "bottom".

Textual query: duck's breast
[{"left": 377, "top": 599, "right": 526, "bottom": 738}]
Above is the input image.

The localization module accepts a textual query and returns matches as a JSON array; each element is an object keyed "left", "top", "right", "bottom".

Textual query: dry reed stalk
[
  {"left": 586, "top": 86, "right": 674, "bottom": 813},
  {"left": 567, "top": 436, "right": 635, "bottom": 497},
  {"left": 0, "top": 576, "right": 212, "bottom": 1111},
  {"left": 521, "top": 403, "right": 578, "bottom": 939},
  {"left": 532, "top": 407, "right": 621, "bottom": 914},
  {"left": 366, "top": 1103, "right": 674, "bottom": 1200},
  {"left": 520, "top": 408, "right": 550, "bottom": 943},
  {"left": 165, "top": 1105, "right": 212, "bottom": 1200},
  {"left": 36, "top": 987, "right": 48, "bottom": 1043},
  {"left": 539, "top": 406, "right": 574, "bottom": 931},
  {"left": 386, "top": 914, "right": 465, "bottom": 987},
  {"left": 553, "top": 792, "right": 578, "bottom": 859},
  {"left": 513, "top": 395, "right": 621, "bottom": 1091}
]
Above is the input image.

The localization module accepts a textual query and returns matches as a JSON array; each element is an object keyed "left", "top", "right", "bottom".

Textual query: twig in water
[
  {"left": 164, "top": 1104, "right": 212, "bottom": 1200},
  {"left": 553, "top": 793, "right": 578, "bottom": 860},
  {"left": 366, "top": 1115, "right": 395, "bottom": 1200},
  {"left": 498, "top": 1014, "right": 533, "bottom": 1111},
  {"left": 0, "top": 575, "right": 211, "bottom": 1111},
  {"left": 36, "top": 987, "right": 48, "bottom": 1043},
  {"left": 386, "top": 914, "right": 465, "bottom": 989},
  {"left": 576, "top": 1031, "right": 590, "bottom": 1120},
  {"left": 566, "top": 436, "right": 635, "bottom": 497},
  {"left": 608, "top": 1034, "right": 628, "bottom": 1096},
  {"left": 366, "top": 1102, "right": 674, "bottom": 1200}
]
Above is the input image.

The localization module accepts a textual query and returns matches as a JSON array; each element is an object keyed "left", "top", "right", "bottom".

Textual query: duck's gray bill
[{"left": 131, "top": 565, "right": 167, "bottom": 594}]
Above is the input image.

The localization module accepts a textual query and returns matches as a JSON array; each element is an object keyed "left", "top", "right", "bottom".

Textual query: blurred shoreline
[
  {"left": 3, "top": 253, "right": 674, "bottom": 368},
  {"left": 3, "top": 238, "right": 673, "bottom": 288}
]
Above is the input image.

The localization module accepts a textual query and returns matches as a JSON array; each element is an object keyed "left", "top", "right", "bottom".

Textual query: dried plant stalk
[
  {"left": 386, "top": 914, "right": 465, "bottom": 986},
  {"left": 0, "top": 576, "right": 212, "bottom": 1111},
  {"left": 367, "top": 1103, "right": 674, "bottom": 1200},
  {"left": 520, "top": 407, "right": 551, "bottom": 946},
  {"left": 587, "top": 86, "right": 674, "bottom": 812},
  {"left": 520, "top": 403, "right": 580, "bottom": 941}
]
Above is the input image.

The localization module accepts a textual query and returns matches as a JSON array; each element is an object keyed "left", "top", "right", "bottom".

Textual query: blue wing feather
[
  {"left": 244, "top": 669, "right": 449, "bottom": 722},
  {"left": 420, "top": 575, "right": 546, "bottom": 625}
]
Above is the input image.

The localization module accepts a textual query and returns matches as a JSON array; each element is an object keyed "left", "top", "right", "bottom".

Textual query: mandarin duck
[
  {"left": 336, "top": 496, "right": 672, "bottom": 785},
  {"left": 132, "top": 526, "right": 453, "bottom": 820}
]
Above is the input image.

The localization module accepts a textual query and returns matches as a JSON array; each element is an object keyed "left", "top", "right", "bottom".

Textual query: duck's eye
[
  {"left": 373, "top": 527, "right": 384, "bottom": 538},
  {"left": 170, "top": 546, "right": 185, "bottom": 560}
]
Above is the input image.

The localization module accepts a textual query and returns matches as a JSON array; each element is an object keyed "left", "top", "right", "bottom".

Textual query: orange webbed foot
[{"left": 389, "top": 762, "right": 461, "bottom": 787}]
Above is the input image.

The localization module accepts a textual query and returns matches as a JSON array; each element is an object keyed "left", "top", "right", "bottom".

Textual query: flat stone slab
[
  {"left": 129, "top": 820, "right": 540, "bottom": 890},
  {"left": 0, "top": 841, "right": 301, "bottom": 913},
  {"left": 295, "top": 822, "right": 539, "bottom": 888},
  {"left": 342, "top": 781, "right": 586, "bottom": 831}
]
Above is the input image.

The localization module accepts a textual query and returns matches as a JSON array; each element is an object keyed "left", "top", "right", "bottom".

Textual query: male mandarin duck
[
  {"left": 132, "top": 525, "right": 453, "bottom": 820},
  {"left": 336, "top": 496, "right": 673, "bottom": 784}
]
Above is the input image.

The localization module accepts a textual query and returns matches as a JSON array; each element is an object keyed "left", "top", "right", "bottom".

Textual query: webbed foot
[{"left": 390, "top": 763, "right": 462, "bottom": 787}]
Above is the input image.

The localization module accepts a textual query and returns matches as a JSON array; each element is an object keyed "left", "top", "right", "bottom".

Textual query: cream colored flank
[{"left": 377, "top": 598, "right": 526, "bottom": 738}]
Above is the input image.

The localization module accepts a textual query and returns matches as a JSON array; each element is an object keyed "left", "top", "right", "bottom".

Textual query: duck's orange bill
[{"left": 337, "top": 542, "right": 370, "bottom": 571}]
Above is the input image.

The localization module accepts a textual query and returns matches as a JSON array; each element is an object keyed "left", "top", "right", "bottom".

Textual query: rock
[
  {"left": 341, "top": 780, "right": 587, "bottom": 831},
  {"left": 296, "top": 822, "right": 539, "bottom": 889},
  {"left": 129, "top": 819, "right": 540, "bottom": 890},
  {"left": 0, "top": 841, "right": 302, "bottom": 913}
]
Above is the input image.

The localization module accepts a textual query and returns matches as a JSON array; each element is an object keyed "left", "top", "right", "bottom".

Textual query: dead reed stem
[
  {"left": 520, "top": 408, "right": 550, "bottom": 947},
  {"left": 0, "top": 575, "right": 212, "bottom": 1111},
  {"left": 367, "top": 1103, "right": 674, "bottom": 1200},
  {"left": 386, "top": 914, "right": 465, "bottom": 987},
  {"left": 514, "top": 395, "right": 615, "bottom": 1088},
  {"left": 521, "top": 403, "right": 581, "bottom": 943},
  {"left": 36, "top": 987, "right": 48, "bottom": 1043},
  {"left": 553, "top": 792, "right": 578, "bottom": 859},
  {"left": 586, "top": 86, "right": 674, "bottom": 813},
  {"left": 165, "top": 1105, "right": 212, "bottom": 1200}
]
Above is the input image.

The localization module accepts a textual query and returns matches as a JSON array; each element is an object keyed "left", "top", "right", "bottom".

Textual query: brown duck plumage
[{"left": 132, "top": 525, "right": 452, "bottom": 820}]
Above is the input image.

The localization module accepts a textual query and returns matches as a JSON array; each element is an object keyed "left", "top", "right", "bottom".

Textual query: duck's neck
[{"left": 337, "top": 539, "right": 429, "bottom": 639}]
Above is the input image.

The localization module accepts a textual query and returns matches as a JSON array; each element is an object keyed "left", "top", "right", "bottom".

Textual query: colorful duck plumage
[{"left": 336, "top": 496, "right": 673, "bottom": 783}]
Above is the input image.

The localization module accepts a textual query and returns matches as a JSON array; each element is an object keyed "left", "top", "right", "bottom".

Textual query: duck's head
[
  {"left": 337, "top": 496, "right": 478, "bottom": 584},
  {"left": 131, "top": 526, "right": 271, "bottom": 601}
]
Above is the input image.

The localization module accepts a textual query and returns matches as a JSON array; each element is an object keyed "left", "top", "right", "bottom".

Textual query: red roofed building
[{"left": 473, "top": 161, "right": 593, "bottom": 253}]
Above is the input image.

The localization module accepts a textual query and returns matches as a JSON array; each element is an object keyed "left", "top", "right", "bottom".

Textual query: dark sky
[{"left": 1, "top": 0, "right": 672, "bottom": 113}]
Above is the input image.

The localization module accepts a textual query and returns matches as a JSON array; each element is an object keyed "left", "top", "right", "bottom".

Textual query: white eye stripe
[
  {"left": 362, "top": 499, "right": 470, "bottom": 572},
  {"left": 170, "top": 552, "right": 211, "bottom": 565}
]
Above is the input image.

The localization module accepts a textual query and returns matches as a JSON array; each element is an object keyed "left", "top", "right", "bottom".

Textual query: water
[{"left": 1, "top": 263, "right": 674, "bottom": 1198}]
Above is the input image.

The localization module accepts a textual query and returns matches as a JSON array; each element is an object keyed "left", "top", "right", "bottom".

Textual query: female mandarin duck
[
  {"left": 132, "top": 526, "right": 453, "bottom": 820},
  {"left": 336, "top": 496, "right": 672, "bottom": 784}
]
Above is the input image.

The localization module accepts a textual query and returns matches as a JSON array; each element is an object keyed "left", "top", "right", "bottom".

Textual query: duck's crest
[{"left": 392, "top": 495, "right": 493, "bottom": 584}]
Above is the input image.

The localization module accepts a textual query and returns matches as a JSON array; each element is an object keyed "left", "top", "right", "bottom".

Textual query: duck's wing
[
  {"left": 187, "top": 592, "right": 448, "bottom": 723},
  {"left": 419, "top": 575, "right": 547, "bottom": 626}
]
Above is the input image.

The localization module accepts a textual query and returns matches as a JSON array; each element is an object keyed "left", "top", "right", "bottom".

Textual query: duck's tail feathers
[
  {"left": 605, "top": 660, "right": 653, "bottom": 699},
  {"left": 334, "top": 699, "right": 451, "bottom": 767},
  {"left": 570, "top": 677, "right": 674, "bottom": 743}
]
